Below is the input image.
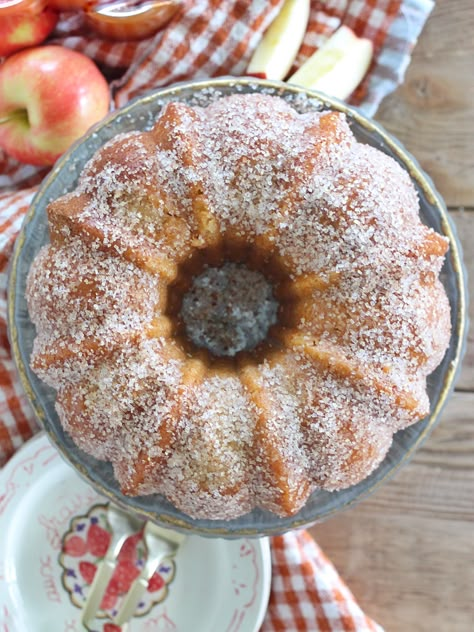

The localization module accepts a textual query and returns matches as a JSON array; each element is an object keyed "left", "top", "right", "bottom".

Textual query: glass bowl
[{"left": 8, "top": 77, "right": 468, "bottom": 538}]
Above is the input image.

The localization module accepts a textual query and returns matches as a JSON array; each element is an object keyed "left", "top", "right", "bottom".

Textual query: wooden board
[
  {"left": 376, "top": 0, "right": 474, "bottom": 208},
  {"left": 309, "top": 392, "right": 474, "bottom": 632}
]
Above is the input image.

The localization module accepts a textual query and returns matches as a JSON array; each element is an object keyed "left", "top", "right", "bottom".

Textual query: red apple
[
  {"left": 0, "top": 45, "right": 110, "bottom": 166},
  {"left": 0, "top": 9, "right": 58, "bottom": 57}
]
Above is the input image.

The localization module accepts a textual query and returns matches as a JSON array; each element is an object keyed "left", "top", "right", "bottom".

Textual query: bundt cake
[{"left": 26, "top": 93, "right": 451, "bottom": 520}]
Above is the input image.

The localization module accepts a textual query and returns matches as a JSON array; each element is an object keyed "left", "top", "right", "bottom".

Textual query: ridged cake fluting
[{"left": 26, "top": 94, "right": 451, "bottom": 520}]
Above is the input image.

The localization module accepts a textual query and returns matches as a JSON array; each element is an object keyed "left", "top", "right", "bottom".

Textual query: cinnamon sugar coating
[{"left": 26, "top": 94, "right": 451, "bottom": 520}]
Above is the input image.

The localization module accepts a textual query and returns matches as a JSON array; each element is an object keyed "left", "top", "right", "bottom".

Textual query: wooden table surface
[{"left": 308, "top": 2, "right": 474, "bottom": 630}]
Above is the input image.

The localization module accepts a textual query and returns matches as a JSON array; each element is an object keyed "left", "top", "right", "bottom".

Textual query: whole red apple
[
  {"left": 0, "top": 9, "right": 58, "bottom": 57},
  {"left": 0, "top": 46, "right": 110, "bottom": 166}
]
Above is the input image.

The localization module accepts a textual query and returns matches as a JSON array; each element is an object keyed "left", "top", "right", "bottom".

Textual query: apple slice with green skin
[
  {"left": 0, "top": 46, "right": 110, "bottom": 167},
  {"left": 0, "top": 9, "right": 58, "bottom": 57},
  {"left": 288, "top": 25, "right": 374, "bottom": 100},
  {"left": 247, "top": 0, "right": 310, "bottom": 80}
]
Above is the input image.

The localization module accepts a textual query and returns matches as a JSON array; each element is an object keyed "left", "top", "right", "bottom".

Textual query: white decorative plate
[{"left": 0, "top": 434, "right": 272, "bottom": 632}]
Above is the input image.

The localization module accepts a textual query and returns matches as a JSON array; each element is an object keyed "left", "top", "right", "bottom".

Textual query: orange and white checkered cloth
[{"left": 0, "top": 0, "right": 433, "bottom": 629}]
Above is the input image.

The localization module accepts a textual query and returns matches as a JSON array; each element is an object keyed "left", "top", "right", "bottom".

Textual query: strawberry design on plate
[
  {"left": 79, "top": 560, "right": 98, "bottom": 585},
  {"left": 59, "top": 503, "right": 176, "bottom": 630},
  {"left": 87, "top": 522, "right": 112, "bottom": 557}
]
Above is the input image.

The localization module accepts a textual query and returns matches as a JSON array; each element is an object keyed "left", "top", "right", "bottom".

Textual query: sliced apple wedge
[
  {"left": 288, "top": 25, "right": 374, "bottom": 100},
  {"left": 247, "top": 0, "right": 310, "bottom": 80}
]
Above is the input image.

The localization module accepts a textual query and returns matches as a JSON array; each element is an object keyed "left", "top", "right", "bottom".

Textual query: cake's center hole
[{"left": 180, "top": 262, "right": 278, "bottom": 357}]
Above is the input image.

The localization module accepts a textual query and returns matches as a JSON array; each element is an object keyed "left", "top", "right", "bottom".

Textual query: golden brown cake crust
[{"left": 26, "top": 94, "right": 451, "bottom": 520}]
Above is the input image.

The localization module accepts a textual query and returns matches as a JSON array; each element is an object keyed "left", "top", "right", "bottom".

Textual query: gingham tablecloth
[{"left": 0, "top": 1, "right": 434, "bottom": 629}]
